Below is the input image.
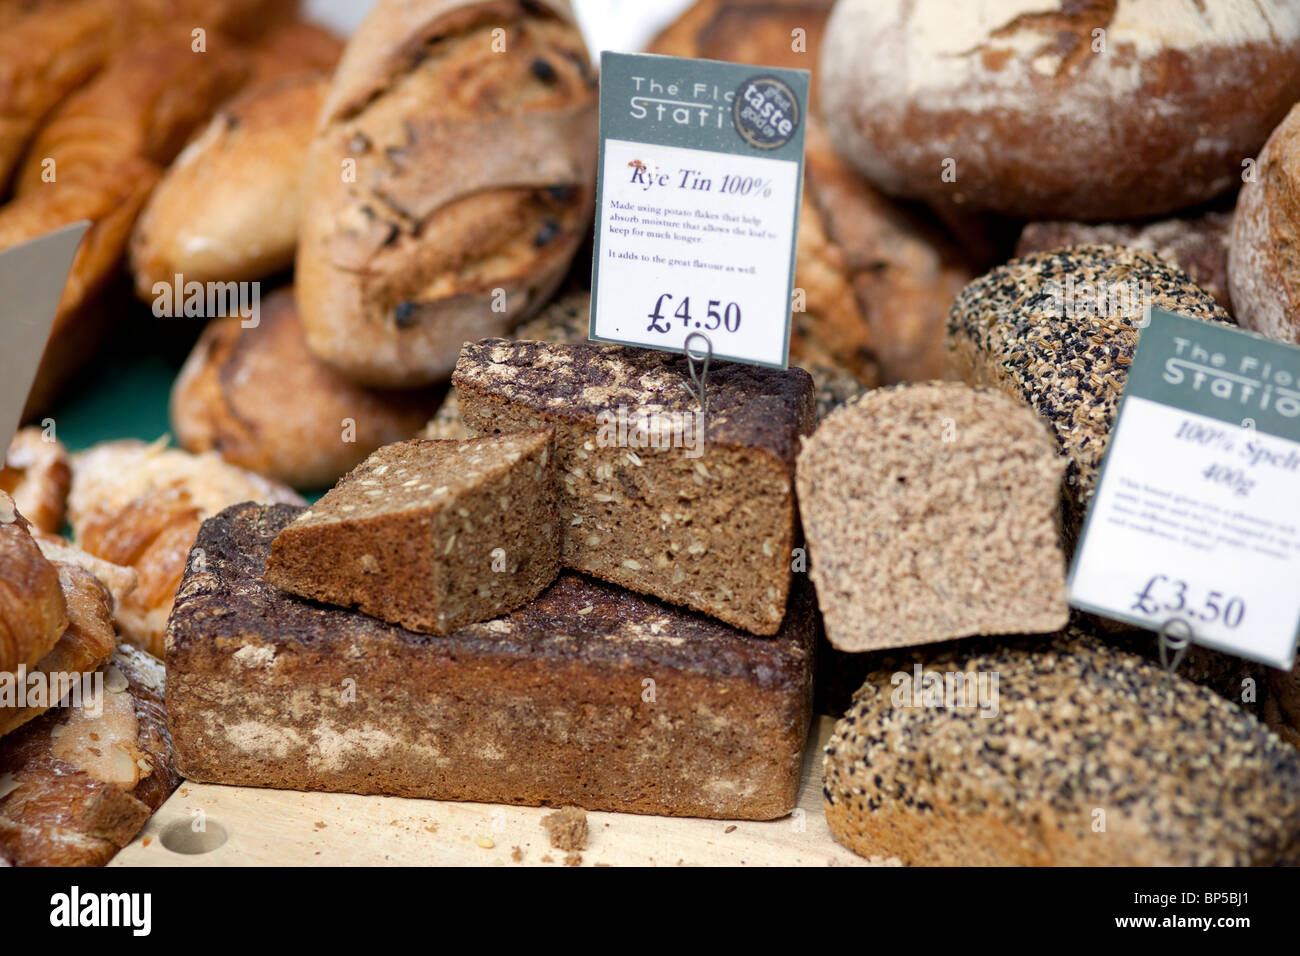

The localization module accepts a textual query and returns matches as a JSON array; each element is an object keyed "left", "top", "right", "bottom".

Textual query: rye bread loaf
[
  {"left": 820, "top": 0, "right": 1300, "bottom": 221},
  {"left": 167, "top": 502, "right": 816, "bottom": 820},
  {"left": 1229, "top": 103, "right": 1300, "bottom": 344},
  {"left": 797, "top": 383, "right": 1068, "bottom": 652},
  {"left": 1017, "top": 212, "right": 1234, "bottom": 314},
  {"left": 946, "top": 245, "right": 1231, "bottom": 539},
  {"left": 0, "top": 644, "right": 179, "bottom": 867},
  {"left": 824, "top": 627, "right": 1300, "bottom": 866},
  {"left": 296, "top": 0, "right": 598, "bottom": 387},
  {"left": 267, "top": 432, "right": 560, "bottom": 634},
  {"left": 454, "top": 339, "right": 816, "bottom": 634}
]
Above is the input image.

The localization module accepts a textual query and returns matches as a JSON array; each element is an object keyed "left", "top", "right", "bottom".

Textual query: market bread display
[
  {"left": 266, "top": 431, "right": 560, "bottom": 634},
  {"left": 454, "top": 339, "right": 815, "bottom": 635},
  {"left": 296, "top": 0, "right": 599, "bottom": 387},
  {"left": 169, "top": 288, "right": 441, "bottom": 489},
  {"left": 824, "top": 628, "right": 1300, "bottom": 866},
  {"left": 0, "top": 427, "right": 70, "bottom": 535},
  {"left": 819, "top": 0, "right": 1300, "bottom": 221},
  {"left": 946, "top": 245, "right": 1231, "bottom": 538},
  {"left": 0, "top": 645, "right": 180, "bottom": 867},
  {"left": 0, "top": 493, "right": 67, "bottom": 677},
  {"left": 167, "top": 503, "right": 816, "bottom": 820},
  {"left": 130, "top": 72, "right": 332, "bottom": 294},
  {"left": 67, "top": 440, "right": 302, "bottom": 657},
  {"left": 797, "top": 383, "right": 1068, "bottom": 652},
  {"left": 1229, "top": 103, "right": 1300, "bottom": 344},
  {"left": 1017, "top": 212, "right": 1234, "bottom": 313}
]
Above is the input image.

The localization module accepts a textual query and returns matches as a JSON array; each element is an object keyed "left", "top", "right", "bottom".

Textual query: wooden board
[{"left": 111, "top": 716, "right": 883, "bottom": 867}]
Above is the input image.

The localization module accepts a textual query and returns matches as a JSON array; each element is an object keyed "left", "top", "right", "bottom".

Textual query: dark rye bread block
[
  {"left": 824, "top": 627, "right": 1300, "bottom": 866},
  {"left": 453, "top": 339, "right": 816, "bottom": 635},
  {"left": 946, "top": 245, "right": 1232, "bottom": 540},
  {"left": 167, "top": 503, "right": 817, "bottom": 819},
  {"left": 266, "top": 432, "right": 559, "bottom": 635},
  {"left": 797, "top": 382, "right": 1068, "bottom": 652}
]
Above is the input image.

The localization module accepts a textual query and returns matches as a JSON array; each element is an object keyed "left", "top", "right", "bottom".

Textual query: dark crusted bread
[
  {"left": 946, "top": 245, "right": 1231, "bottom": 539},
  {"left": 266, "top": 432, "right": 560, "bottom": 634},
  {"left": 824, "top": 627, "right": 1300, "bottom": 866},
  {"left": 0, "top": 644, "right": 178, "bottom": 867},
  {"left": 797, "top": 382, "right": 1068, "bottom": 652},
  {"left": 453, "top": 339, "right": 816, "bottom": 634},
  {"left": 167, "top": 503, "right": 816, "bottom": 820}
]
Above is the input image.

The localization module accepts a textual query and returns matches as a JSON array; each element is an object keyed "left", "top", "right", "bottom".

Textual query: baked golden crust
[
  {"left": 170, "top": 287, "right": 442, "bottom": 488},
  {"left": 0, "top": 644, "right": 177, "bottom": 867},
  {"left": 0, "top": 494, "right": 67, "bottom": 678},
  {"left": 0, "top": 428, "right": 71, "bottom": 536},
  {"left": 246, "top": 16, "right": 344, "bottom": 81},
  {"left": 296, "top": 0, "right": 598, "bottom": 387}
]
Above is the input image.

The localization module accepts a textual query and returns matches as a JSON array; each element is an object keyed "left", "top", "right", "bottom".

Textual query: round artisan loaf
[
  {"left": 820, "top": 0, "right": 1300, "bottom": 220},
  {"left": 296, "top": 0, "right": 598, "bottom": 387},
  {"left": 171, "top": 287, "right": 441, "bottom": 489},
  {"left": 946, "top": 245, "right": 1230, "bottom": 538},
  {"left": 1229, "top": 103, "right": 1300, "bottom": 344},
  {"left": 824, "top": 628, "right": 1300, "bottom": 865},
  {"left": 0, "top": 492, "right": 67, "bottom": 675}
]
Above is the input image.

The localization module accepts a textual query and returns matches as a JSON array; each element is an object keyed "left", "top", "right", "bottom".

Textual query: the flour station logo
[{"left": 626, "top": 69, "right": 801, "bottom": 150}]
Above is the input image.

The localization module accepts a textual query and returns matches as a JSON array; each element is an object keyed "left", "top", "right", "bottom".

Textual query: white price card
[
  {"left": 1069, "top": 308, "right": 1300, "bottom": 669},
  {"left": 589, "top": 52, "right": 808, "bottom": 369}
]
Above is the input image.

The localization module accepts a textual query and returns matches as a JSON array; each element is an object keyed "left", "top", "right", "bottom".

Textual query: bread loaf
[
  {"left": 68, "top": 439, "right": 302, "bottom": 657},
  {"left": 1229, "top": 103, "right": 1300, "bottom": 344},
  {"left": 821, "top": 0, "right": 1300, "bottom": 220},
  {"left": 296, "top": 0, "right": 599, "bottom": 387},
  {"left": 1018, "top": 212, "right": 1234, "bottom": 313},
  {"left": 0, "top": 493, "right": 66, "bottom": 677},
  {"left": 167, "top": 503, "right": 815, "bottom": 820},
  {"left": 797, "top": 383, "right": 1068, "bottom": 652},
  {"left": 170, "top": 287, "right": 440, "bottom": 488},
  {"left": 947, "top": 245, "right": 1231, "bottom": 538},
  {"left": 824, "top": 627, "right": 1300, "bottom": 865},
  {"left": 454, "top": 339, "right": 816, "bottom": 634},
  {"left": 0, "top": 645, "right": 178, "bottom": 867},
  {"left": 267, "top": 432, "right": 560, "bottom": 634},
  {"left": 0, "top": 427, "right": 70, "bottom": 535}
]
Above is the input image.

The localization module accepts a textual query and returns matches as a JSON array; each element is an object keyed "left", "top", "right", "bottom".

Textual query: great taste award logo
[{"left": 732, "top": 75, "right": 800, "bottom": 150}]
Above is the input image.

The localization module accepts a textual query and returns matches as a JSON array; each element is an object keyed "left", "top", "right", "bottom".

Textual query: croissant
[{"left": 0, "top": 493, "right": 66, "bottom": 677}]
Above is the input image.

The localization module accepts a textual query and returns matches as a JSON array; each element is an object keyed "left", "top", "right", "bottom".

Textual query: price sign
[
  {"left": 589, "top": 52, "right": 808, "bottom": 369},
  {"left": 1069, "top": 308, "right": 1300, "bottom": 669}
]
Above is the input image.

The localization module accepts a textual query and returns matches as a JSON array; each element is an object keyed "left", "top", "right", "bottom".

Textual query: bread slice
[
  {"left": 797, "top": 382, "right": 1068, "bottom": 651},
  {"left": 824, "top": 627, "right": 1300, "bottom": 866},
  {"left": 169, "top": 503, "right": 816, "bottom": 820},
  {"left": 454, "top": 339, "right": 816, "bottom": 634},
  {"left": 267, "top": 433, "right": 560, "bottom": 635}
]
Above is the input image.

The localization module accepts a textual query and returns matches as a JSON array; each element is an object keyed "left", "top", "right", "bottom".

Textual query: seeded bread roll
[
  {"left": 946, "top": 245, "right": 1231, "bottom": 539},
  {"left": 1017, "top": 211, "right": 1234, "bottom": 314},
  {"left": 0, "top": 644, "right": 178, "bottom": 867},
  {"left": 820, "top": 0, "right": 1300, "bottom": 221},
  {"left": 824, "top": 627, "right": 1300, "bottom": 865},
  {"left": 798, "top": 383, "right": 1068, "bottom": 652},
  {"left": 267, "top": 432, "right": 560, "bottom": 634},
  {"left": 296, "top": 0, "right": 598, "bottom": 387},
  {"left": 0, "top": 428, "right": 71, "bottom": 536},
  {"left": 168, "top": 503, "right": 816, "bottom": 820},
  {"left": 454, "top": 339, "right": 816, "bottom": 635},
  {"left": 1229, "top": 103, "right": 1300, "bottom": 344},
  {"left": 0, "top": 494, "right": 67, "bottom": 678},
  {"left": 170, "top": 288, "right": 440, "bottom": 489}
]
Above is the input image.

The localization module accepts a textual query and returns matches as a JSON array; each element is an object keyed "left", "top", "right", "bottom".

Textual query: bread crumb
[
  {"left": 476, "top": 836, "right": 495, "bottom": 849},
  {"left": 314, "top": 821, "right": 327, "bottom": 830},
  {"left": 724, "top": 825, "right": 737, "bottom": 834},
  {"left": 541, "top": 807, "right": 587, "bottom": 851},
  {"left": 142, "top": 837, "right": 152, "bottom": 848},
  {"left": 511, "top": 846, "right": 524, "bottom": 862},
  {"left": 540, "top": 854, "right": 554, "bottom": 864},
  {"left": 564, "top": 852, "right": 582, "bottom": 867}
]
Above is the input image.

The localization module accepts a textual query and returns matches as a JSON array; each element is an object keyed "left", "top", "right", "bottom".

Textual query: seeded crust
[
  {"left": 454, "top": 339, "right": 816, "bottom": 634},
  {"left": 266, "top": 432, "right": 560, "bottom": 634},
  {"left": 946, "top": 245, "right": 1231, "bottom": 540},
  {"left": 798, "top": 382, "right": 1067, "bottom": 651},
  {"left": 167, "top": 503, "right": 816, "bottom": 820},
  {"left": 824, "top": 627, "right": 1300, "bottom": 866}
]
